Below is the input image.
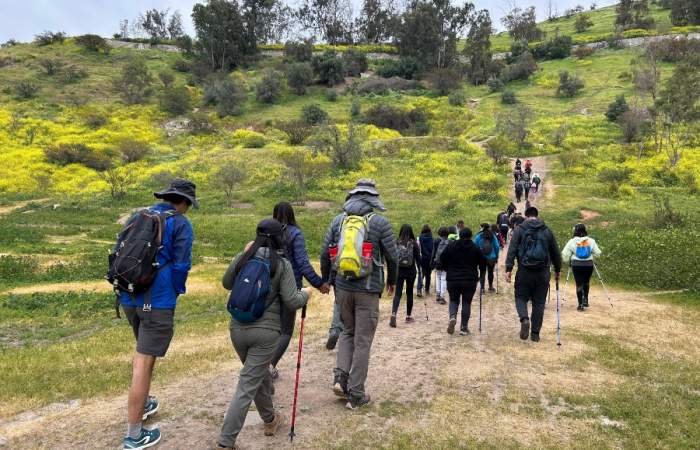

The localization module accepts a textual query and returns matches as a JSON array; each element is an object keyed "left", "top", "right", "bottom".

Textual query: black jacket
[
  {"left": 439, "top": 239, "right": 486, "bottom": 284},
  {"left": 505, "top": 218, "right": 562, "bottom": 273}
]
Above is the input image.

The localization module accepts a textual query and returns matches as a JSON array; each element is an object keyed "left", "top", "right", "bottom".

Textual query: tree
[
  {"left": 311, "top": 51, "right": 346, "bottom": 87},
  {"left": 39, "top": 58, "right": 63, "bottom": 76},
  {"left": 167, "top": 11, "right": 185, "bottom": 39},
  {"left": 159, "top": 85, "right": 192, "bottom": 116},
  {"left": 301, "top": 103, "right": 329, "bottom": 125},
  {"left": 34, "top": 31, "right": 66, "bottom": 46},
  {"left": 485, "top": 135, "right": 512, "bottom": 164},
  {"left": 615, "top": 0, "right": 654, "bottom": 30},
  {"left": 192, "top": 0, "right": 255, "bottom": 71},
  {"left": 342, "top": 49, "right": 368, "bottom": 77},
  {"left": 501, "top": 6, "right": 543, "bottom": 42},
  {"left": 284, "top": 41, "right": 314, "bottom": 62},
  {"left": 556, "top": 70, "right": 584, "bottom": 97},
  {"left": 428, "top": 67, "right": 462, "bottom": 95},
  {"left": 632, "top": 45, "right": 661, "bottom": 102},
  {"left": 241, "top": 0, "right": 289, "bottom": 47},
  {"left": 463, "top": 9, "right": 493, "bottom": 85},
  {"left": 496, "top": 105, "right": 532, "bottom": 148},
  {"left": 215, "top": 161, "right": 247, "bottom": 205},
  {"left": 356, "top": 0, "right": 398, "bottom": 43},
  {"left": 139, "top": 9, "right": 169, "bottom": 42},
  {"left": 113, "top": 58, "right": 153, "bottom": 104},
  {"left": 551, "top": 124, "right": 568, "bottom": 147},
  {"left": 574, "top": 13, "right": 594, "bottom": 32},
  {"left": 620, "top": 103, "right": 650, "bottom": 143},
  {"left": 118, "top": 19, "right": 130, "bottom": 39},
  {"left": 296, "top": 0, "right": 354, "bottom": 45},
  {"left": 255, "top": 70, "right": 284, "bottom": 103},
  {"left": 74, "top": 34, "right": 110, "bottom": 53},
  {"left": 670, "top": 0, "right": 700, "bottom": 26},
  {"left": 309, "top": 123, "right": 364, "bottom": 170},
  {"left": 203, "top": 75, "right": 248, "bottom": 117},
  {"left": 276, "top": 146, "right": 330, "bottom": 202},
  {"left": 286, "top": 62, "right": 314, "bottom": 95}
]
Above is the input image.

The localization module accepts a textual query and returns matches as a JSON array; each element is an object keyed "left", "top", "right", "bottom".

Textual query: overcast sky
[{"left": 0, "top": 0, "right": 617, "bottom": 43}]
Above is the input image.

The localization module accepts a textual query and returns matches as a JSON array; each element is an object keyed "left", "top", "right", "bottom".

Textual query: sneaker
[
  {"left": 519, "top": 318, "right": 530, "bottom": 340},
  {"left": 530, "top": 333, "right": 540, "bottom": 342},
  {"left": 488, "top": 286, "right": 496, "bottom": 293},
  {"left": 123, "top": 427, "right": 161, "bottom": 450},
  {"left": 142, "top": 396, "right": 159, "bottom": 421},
  {"left": 460, "top": 327, "right": 469, "bottom": 336},
  {"left": 333, "top": 373, "right": 348, "bottom": 398},
  {"left": 447, "top": 317, "right": 456, "bottom": 335},
  {"left": 437, "top": 297, "right": 447, "bottom": 305},
  {"left": 405, "top": 316, "right": 415, "bottom": 323},
  {"left": 346, "top": 393, "right": 371, "bottom": 410},
  {"left": 577, "top": 304, "right": 584, "bottom": 312},
  {"left": 583, "top": 299, "right": 589, "bottom": 308},
  {"left": 389, "top": 315, "right": 397, "bottom": 328},
  {"left": 417, "top": 289, "right": 423, "bottom": 298},
  {"left": 325, "top": 333, "right": 339, "bottom": 350},
  {"left": 263, "top": 412, "right": 284, "bottom": 436},
  {"left": 269, "top": 365, "right": 279, "bottom": 380}
]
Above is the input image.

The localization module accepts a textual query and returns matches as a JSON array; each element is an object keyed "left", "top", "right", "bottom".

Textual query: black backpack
[
  {"left": 479, "top": 235, "right": 493, "bottom": 257},
  {"left": 107, "top": 209, "right": 177, "bottom": 316},
  {"left": 518, "top": 227, "right": 549, "bottom": 269},
  {"left": 398, "top": 241, "right": 415, "bottom": 268}
]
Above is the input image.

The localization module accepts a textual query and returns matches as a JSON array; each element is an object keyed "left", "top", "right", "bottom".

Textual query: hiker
[
  {"left": 513, "top": 168, "right": 523, "bottom": 182},
  {"left": 475, "top": 223, "right": 500, "bottom": 293},
  {"left": 497, "top": 211, "right": 510, "bottom": 244},
  {"left": 492, "top": 223, "right": 505, "bottom": 249},
  {"left": 320, "top": 179, "right": 398, "bottom": 409},
  {"left": 448, "top": 225, "right": 459, "bottom": 241},
  {"left": 432, "top": 226, "right": 449, "bottom": 305},
  {"left": 505, "top": 207, "right": 562, "bottom": 342},
  {"left": 269, "top": 202, "right": 330, "bottom": 379},
  {"left": 522, "top": 172, "right": 531, "bottom": 200},
  {"left": 514, "top": 180, "right": 523, "bottom": 202},
  {"left": 218, "top": 219, "right": 311, "bottom": 449},
  {"left": 515, "top": 158, "right": 522, "bottom": 171},
  {"left": 507, "top": 202, "right": 516, "bottom": 217},
  {"left": 390, "top": 224, "right": 421, "bottom": 327},
  {"left": 524, "top": 159, "right": 532, "bottom": 173},
  {"left": 115, "top": 179, "right": 196, "bottom": 450},
  {"left": 532, "top": 173, "right": 542, "bottom": 194},
  {"left": 456, "top": 220, "right": 465, "bottom": 232},
  {"left": 439, "top": 227, "right": 486, "bottom": 335},
  {"left": 417, "top": 224, "right": 434, "bottom": 298},
  {"left": 561, "top": 223, "right": 602, "bottom": 311}
]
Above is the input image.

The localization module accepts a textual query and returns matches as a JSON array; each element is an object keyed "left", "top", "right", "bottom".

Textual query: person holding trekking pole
[
  {"left": 561, "top": 223, "right": 601, "bottom": 311},
  {"left": 475, "top": 223, "right": 500, "bottom": 293},
  {"left": 505, "top": 207, "right": 562, "bottom": 342},
  {"left": 417, "top": 224, "right": 434, "bottom": 298},
  {"left": 268, "top": 202, "right": 330, "bottom": 380},
  {"left": 431, "top": 227, "right": 449, "bottom": 305},
  {"left": 320, "top": 179, "right": 398, "bottom": 409},
  {"left": 390, "top": 224, "right": 421, "bottom": 327},
  {"left": 217, "top": 219, "right": 311, "bottom": 450}
]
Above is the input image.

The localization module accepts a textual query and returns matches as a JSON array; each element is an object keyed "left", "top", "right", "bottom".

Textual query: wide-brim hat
[
  {"left": 154, "top": 178, "right": 199, "bottom": 209},
  {"left": 347, "top": 178, "right": 380, "bottom": 196}
]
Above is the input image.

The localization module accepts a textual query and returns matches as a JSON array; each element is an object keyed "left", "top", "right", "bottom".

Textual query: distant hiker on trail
[
  {"left": 513, "top": 168, "right": 523, "bottom": 182},
  {"left": 417, "top": 224, "right": 434, "bottom": 298},
  {"left": 218, "top": 219, "right": 311, "bottom": 449},
  {"left": 524, "top": 159, "right": 532, "bottom": 173},
  {"left": 532, "top": 173, "right": 542, "bottom": 195},
  {"left": 492, "top": 223, "right": 505, "bottom": 249},
  {"left": 525, "top": 199, "right": 531, "bottom": 211},
  {"left": 432, "top": 226, "right": 450, "bottom": 305},
  {"left": 497, "top": 211, "right": 510, "bottom": 244},
  {"left": 390, "top": 224, "right": 421, "bottom": 327},
  {"left": 505, "top": 207, "right": 562, "bottom": 343},
  {"left": 514, "top": 180, "right": 524, "bottom": 202},
  {"left": 515, "top": 158, "right": 522, "bottom": 171},
  {"left": 522, "top": 172, "right": 532, "bottom": 200},
  {"left": 475, "top": 223, "right": 500, "bottom": 293},
  {"left": 507, "top": 202, "right": 516, "bottom": 217},
  {"left": 562, "top": 223, "right": 602, "bottom": 311},
  {"left": 111, "top": 179, "right": 196, "bottom": 450},
  {"left": 320, "top": 179, "right": 398, "bottom": 409},
  {"left": 269, "top": 202, "right": 330, "bottom": 380},
  {"left": 509, "top": 212, "right": 524, "bottom": 233},
  {"left": 440, "top": 227, "right": 486, "bottom": 335}
]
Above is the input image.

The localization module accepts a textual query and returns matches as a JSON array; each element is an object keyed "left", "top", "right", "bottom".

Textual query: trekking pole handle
[{"left": 300, "top": 305, "right": 307, "bottom": 319}]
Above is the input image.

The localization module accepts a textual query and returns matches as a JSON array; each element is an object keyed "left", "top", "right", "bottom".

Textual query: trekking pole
[
  {"left": 555, "top": 278, "right": 561, "bottom": 347},
  {"left": 495, "top": 264, "right": 500, "bottom": 294},
  {"left": 562, "top": 268, "right": 571, "bottom": 304},
  {"left": 289, "top": 305, "right": 306, "bottom": 443},
  {"left": 479, "top": 285, "right": 483, "bottom": 333},
  {"left": 424, "top": 293, "right": 429, "bottom": 321},
  {"left": 593, "top": 263, "right": 614, "bottom": 308}
]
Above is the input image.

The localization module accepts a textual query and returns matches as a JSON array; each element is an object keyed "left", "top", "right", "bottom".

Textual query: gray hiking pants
[
  {"left": 328, "top": 298, "right": 343, "bottom": 337},
  {"left": 334, "top": 289, "right": 379, "bottom": 398},
  {"left": 219, "top": 325, "right": 278, "bottom": 448}
]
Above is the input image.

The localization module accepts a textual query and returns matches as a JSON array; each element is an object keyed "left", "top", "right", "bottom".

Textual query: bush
[
  {"left": 572, "top": 46, "right": 595, "bottom": 58},
  {"left": 83, "top": 111, "right": 108, "bottom": 128},
  {"left": 487, "top": 76, "right": 505, "bottom": 93},
  {"left": 598, "top": 166, "right": 631, "bottom": 193},
  {"left": 117, "top": 139, "right": 151, "bottom": 163},
  {"left": 44, "top": 143, "right": 112, "bottom": 170},
  {"left": 551, "top": 124, "right": 568, "bottom": 147},
  {"left": 428, "top": 67, "right": 462, "bottom": 95},
  {"left": 15, "top": 81, "right": 39, "bottom": 99},
  {"left": 60, "top": 65, "right": 88, "bottom": 84},
  {"left": 301, "top": 103, "right": 329, "bottom": 125},
  {"left": 284, "top": 41, "right": 314, "bottom": 62},
  {"left": 501, "top": 90, "right": 517, "bottom": 104},
  {"left": 159, "top": 85, "right": 191, "bottom": 116},
  {"left": 342, "top": 49, "right": 368, "bottom": 77},
  {"left": 230, "top": 129, "right": 266, "bottom": 148},
  {"left": 204, "top": 75, "right": 247, "bottom": 117},
  {"left": 650, "top": 195, "right": 684, "bottom": 228},
  {"left": 255, "top": 70, "right": 284, "bottom": 104},
  {"left": 309, "top": 124, "right": 364, "bottom": 171},
  {"left": 556, "top": 71, "right": 584, "bottom": 97},
  {"left": 74, "top": 34, "right": 109, "bottom": 53},
  {"left": 558, "top": 151, "right": 579, "bottom": 171},
  {"left": 173, "top": 58, "right": 192, "bottom": 73},
  {"left": 448, "top": 90, "right": 466, "bottom": 106},
  {"left": 375, "top": 57, "right": 420, "bottom": 80},
  {"left": 533, "top": 35, "right": 572, "bottom": 60},
  {"left": 39, "top": 58, "right": 63, "bottom": 76},
  {"left": 500, "top": 52, "right": 537, "bottom": 83},
  {"left": 34, "top": 31, "right": 66, "bottom": 46},
  {"left": 325, "top": 89, "right": 338, "bottom": 102},
  {"left": 354, "top": 77, "right": 421, "bottom": 95},
  {"left": 158, "top": 71, "right": 175, "bottom": 87},
  {"left": 102, "top": 167, "right": 132, "bottom": 199},
  {"left": 113, "top": 58, "right": 153, "bottom": 104},
  {"left": 350, "top": 98, "right": 361, "bottom": 118},
  {"left": 575, "top": 13, "right": 594, "bottom": 33},
  {"left": 362, "top": 104, "right": 430, "bottom": 135},
  {"left": 606, "top": 95, "right": 629, "bottom": 122},
  {"left": 312, "top": 51, "right": 346, "bottom": 87},
  {"left": 277, "top": 120, "right": 314, "bottom": 145},
  {"left": 187, "top": 111, "right": 214, "bottom": 134},
  {"left": 285, "top": 62, "right": 314, "bottom": 95}
]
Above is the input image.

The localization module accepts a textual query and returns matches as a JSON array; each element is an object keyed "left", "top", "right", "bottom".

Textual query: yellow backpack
[{"left": 332, "top": 213, "right": 375, "bottom": 280}]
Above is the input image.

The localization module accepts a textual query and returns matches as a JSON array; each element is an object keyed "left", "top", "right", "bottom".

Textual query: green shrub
[
  {"left": 173, "top": 58, "right": 192, "bottom": 73},
  {"left": 342, "top": 49, "right": 368, "bottom": 77},
  {"left": 350, "top": 98, "right": 361, "bottom": 118},
  {"left": 362, "top": 104, "right": 430, "bottom": 135},
  {"left": 117, "top": 139, "right": 151, "bottom": 163},
  {"left": 325, "top": 89, "right": 338, "bottom": 102},
  {"left": 15, "top": 81, "right": 39, "bottom": 99},
  {"left": 501, "top": 90, "right": 517, "bottom": 104},
  {"left": 311, "top": 51, "right": 346, "bottom": 87},
  {"left": 448, "top": 90, "right": 466, "bottom": 106},
  {"left": 606, "top": 95, "right": 629, "bottom": 122},
  {"left": 34, "top": 31, "right": 66, "bottom": 46},
  {"left": 83, "top": 111, "right": 108, "bottom": 129},
  {"left": 74, "top": 34, "right": 109, "bottom": 53},
  {"left": 575, "top": 13, "right": 594, "bottom": 33},
  {"left": 301, "top": 103, "right": 329, "bottom": 125},
  {"left": 159, "top": 85, "right": 191, "bottom": 116},
  {"left": 487, "top": 76, "right": 504, "bottom": 92},
  {"left": 558, "top": 151, "right": 579, "bottom": 171},
  {"left": 651, "top": 195, "right": 684, "bottom": 229},
  {"left": 61, "top": 65, "right": 88, "bottom": 84},
  {"left": 428, "top": 67, "right": 462, "bottom": 96},
  {"left": 375, "top": 57, "right": 420, "bottom": 80},
  {"left": 255, "top": 70, "right": 284, "bottom": 104},
  {"left": 572, "top": 46, "right": 595, "bottom": 59},
  {"left": 277, "top": 120, "right": 314, "bottom": 145},
  {"left": 113, "top": 58, "right": 153, "bottom": 104},
  {"left": 354, "top": 77, "right": 421, "bottom": 94},
  {"left": 284, "top": 41, "right": 314, "bottom": 62},
  {"left": 204, "top": 76, "right": 247, "bottom": 117},
  {"left": 44, "top": 143, "right": 112, "bottom": 170},
  {"left": 187, "top": 111, "right": 214, "bottom": 134},
  {"left": 500, "top": 52, "right": 537, "bottom": 83},
  {"left": 598, "top": 166, "right": 631, "bottom": 193},
  {"left": 158, "top": 71, "right": 175, "bottom": 87},
  {"left": 533, "top": 35, "right": 572, "bottom": 60},
  {"left": 285, "top": 62, "right": 313, "bottom": 95},
  {"left": 556, "top": 70, "right": 584, "bottom": 97},
  {"left": 38, "top": 58, "right": 63, "bottom": 76}
]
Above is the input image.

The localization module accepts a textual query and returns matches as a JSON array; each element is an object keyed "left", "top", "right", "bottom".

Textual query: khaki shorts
[{"left": 123, "top": 306, "right": 175, "bottom": 357}]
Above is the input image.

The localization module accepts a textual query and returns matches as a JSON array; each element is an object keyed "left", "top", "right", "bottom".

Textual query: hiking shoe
[
  {"left": 460, "top": 327, "right": 470, "bottom": 336},
  {"left": 447, "top": 317, "right": 457, "bottom": 335},
  {"left": 325, "top": 333, "right": 339, "bottom": 350},
  {"left": 530, "top": 333, "right": 540, "bottom": 342},
  {"left": 577, "top": 304, "right": 584, "bottom": 312},
  {"left": 438, "top": 297, "right": 447, "bottom": 305},
  {"left": 519, "top": 319, "right": 530, "bottom": 340},
  {"left": 269, "top": 365, "right": 279, "bottom": 380},
  {"left": 142, "top": 396, "right": 159, "bottom": 421},
  {"left": 417, "top": 289, "right": 423, "bottom": 298},
  {"left": 123, "top": 427, "right": 161, "bottom": 450},
  {"left": 333, "top": 374, "right": 348, "bottom": 398},
  {"left": 263, "top": 412, "right": 284, "bottom": 436},
  {"left": 346, "top": 393, "right": 371, "bottom": 410},
  {"left": 488, "top": 286, "right": 496, "bottom": 293},
  {"left": 405, "top": 316, "right": 415, "bottom": 323},
  {"left": 389, "top": 315, "right": 397, "bottom": 328},
  {"left": 583, "top": 299, "right": 589, "bottom": 308}
]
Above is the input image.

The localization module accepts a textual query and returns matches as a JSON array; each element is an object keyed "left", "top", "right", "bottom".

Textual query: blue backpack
[{"left": 227, "top": 258, "right": 272, "bottom": 323}]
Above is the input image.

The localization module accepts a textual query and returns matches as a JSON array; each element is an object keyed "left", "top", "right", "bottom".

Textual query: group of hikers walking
[
  {"left": 513, "top": 158, "right": 542, "bottom": 203},
  {"left": 109, "top": 174, "right": 604, "bottom": 450}
]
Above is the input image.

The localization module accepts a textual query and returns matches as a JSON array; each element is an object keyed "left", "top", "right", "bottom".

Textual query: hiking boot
[
  {"left": 460, "top": 327, "right": 470, "bottom": 336},
  {"left": 405, "top": 316, "right": 415, "bottom": 323},
  {"left": 333, "top": 373, "right": 348, "bottom": 398},
  {"left": 488, "top": 286, "right": 496, "bottom": 293},
  {"left": 346, "top": 393, "right": 371, "bottom": 410},
  {"left": 519, "top": 318, "right": 530, "bottom": 340},
  {"left": 389, "top": 315, "right": 397, "bottom": 328},
  {"left": 530, "top": 332, "right": 540, "bottom": 342},
  {"left": 447, "top": 317, "right": 457, "bottom": 335},
  {"left": 123, "top": 427, "right": 161, "bottom": 450},
  {"left": 142, "top": 396, "right": 159, "bottom": 421},
  {"left": 325, "top": 333, "right": 339, "bottom": 350},
  {"left": 263, "top": 412, "right": 284, "bottom": 436},
  {"left": 269, "top": 365, "right": 279, "bottom": 380}
]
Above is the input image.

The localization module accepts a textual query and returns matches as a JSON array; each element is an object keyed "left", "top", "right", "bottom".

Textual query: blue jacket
[
  {"left": 285, "top": 224, "right": 323, "bottom": 290},
  {"left": 474, "top": 231, "right": 500, "bottom": 262},
  {"left": 418, "top": 232, "right": 434, "bottom": 265},
  {"left": 119, "top": 203, "right": 194, "bottom": 310}
]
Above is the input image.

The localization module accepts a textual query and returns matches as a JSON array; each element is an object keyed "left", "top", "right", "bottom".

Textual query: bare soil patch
[
  {"left": 580, "top": 209, "right": 601, "bottom": 221},
  {"left": 303, "top": 201, "right": 334, "bottom": 210}
]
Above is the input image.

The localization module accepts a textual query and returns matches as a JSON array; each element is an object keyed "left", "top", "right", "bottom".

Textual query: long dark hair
[
  {"left": 273, "top": 201, "right": 297, "bottom": 227},
  {"left": 234, "top": 219, "right": 284, "bottom": 277},
  {"left": 421, "top": 224, "right": 431, "bottom": 235},
  {"left": 480, "top": 223, "right": 493, "bottom": 240},
  {"left": 438, "top": 226, "right": 449, "bottom": 238},
  {"left": 573, "top": 223, "right": 588, "bottom": 237},
  {"left": 399, "top": 224, "right": 415, "bottom": 243}
]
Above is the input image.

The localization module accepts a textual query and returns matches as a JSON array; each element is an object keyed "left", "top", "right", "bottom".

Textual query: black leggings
[
  {"left": 420, "top": 261, "right": 432, "bottom": 294},
  {"left": 447, "top": 281, "right": 477, "bottom": 329},
  {"left": 392, "top": 273, "right": 416, "bottom": 316},
  {"left": 479, "top": 261, "right": 496, "bottom": 289},
  {"left": 572, "top": 265, "right": 594, "bottom": 305},
  {"left": 271, "top": 305, "right": 295, "bottom": 367}
]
